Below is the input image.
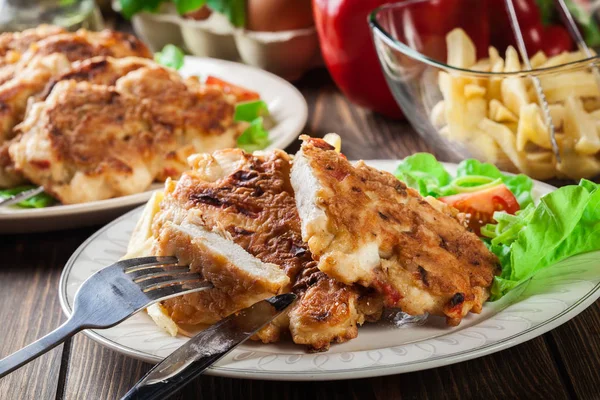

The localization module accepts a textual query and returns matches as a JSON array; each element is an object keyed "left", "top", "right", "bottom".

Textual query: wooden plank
[
  {"left": 0, "top": 228, "right": 94, "bottom": 400},
  {"left": 549, "top": 302, "right": 600, "bottom": 399},
  {"left": 296, "top": 69, "right": 430, "bottom": 161},
  {"left": 60, "top": 335, "right": 569, "bottom": 400}
]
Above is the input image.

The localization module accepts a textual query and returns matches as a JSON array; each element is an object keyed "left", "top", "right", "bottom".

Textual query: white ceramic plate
[
  {"left": 59, "top": 160, "right": 600, "bottom": 380},
  {"left": 0, "top": 56, "right": 307, "bottom": 233}
]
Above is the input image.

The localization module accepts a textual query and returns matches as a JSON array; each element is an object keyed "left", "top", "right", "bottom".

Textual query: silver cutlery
[
  {"left": 121, "top": 293, "right": 297, "bottom": 400},
  {"left": 0, "top": 256, "right": 213, "bottom": 378},
  {"left": 0, "top": 186, "right": 44, "bottom": 207}
]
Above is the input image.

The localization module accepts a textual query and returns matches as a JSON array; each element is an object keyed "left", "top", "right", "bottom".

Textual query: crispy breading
[
  {"left": 152, "top": 149, "right": 381, "bottom": 350},
  {"left": 9, "top": 67, "right": 240, "bottom": 203},
  {"left": 0, "top": 27, "right": 151, "bottom": 187},
  {"left": 291, "top": 136, "right": 499, "bottom": 326},
  {"left": 0, "top": 25, "right": 67, "bottom": 83}
]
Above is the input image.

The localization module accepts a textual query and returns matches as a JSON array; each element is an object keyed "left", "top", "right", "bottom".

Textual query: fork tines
[{"left": 119, "top": 256, "right": 212, "bottom": 301}]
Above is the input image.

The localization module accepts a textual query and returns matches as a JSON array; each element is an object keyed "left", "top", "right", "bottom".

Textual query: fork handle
[{"left": 0, "top": 318, "right": 81, "bottom": 378}]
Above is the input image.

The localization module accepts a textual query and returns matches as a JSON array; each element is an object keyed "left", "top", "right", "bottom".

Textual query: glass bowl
[{"left": 369, "top": 0, "right": 600, "bottom": 181}]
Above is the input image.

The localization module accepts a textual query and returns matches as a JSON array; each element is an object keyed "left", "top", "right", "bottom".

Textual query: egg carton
[{"left": 112, "top": 2, "right": 321, "bottom": 81}]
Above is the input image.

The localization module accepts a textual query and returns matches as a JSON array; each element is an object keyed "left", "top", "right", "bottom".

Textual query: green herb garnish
[
  {"left": 154, "top": 44, "right": 185, "bottom": 70},
  {"left": 0, "top": 186, "right": 56, "bottom": 209}
]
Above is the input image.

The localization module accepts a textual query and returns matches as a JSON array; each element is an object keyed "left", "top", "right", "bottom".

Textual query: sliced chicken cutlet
[
  {"left": 9, "top": 67, "right": 240, "bottom": 203},
  {"left": 291, "top": 136, "right": 500, "bottom": 326},
  {"left": 150, "top": 149, "right": 381, "bottom": 350}
]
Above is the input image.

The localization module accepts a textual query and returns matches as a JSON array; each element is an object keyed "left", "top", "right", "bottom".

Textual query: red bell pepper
[
  {"left": 313, "top": 0, "right": 402, "bottom": 119},
  {"left": 312, "top": 0, "right": 489, "bottom": 119}
]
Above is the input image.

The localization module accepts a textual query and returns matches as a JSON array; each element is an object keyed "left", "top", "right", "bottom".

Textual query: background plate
[
  {"left": 0, "top": 56, "right": 307, "bottom": 233},
  {"left": 59, "top": 161, "right": 600, "bottom": 381}
]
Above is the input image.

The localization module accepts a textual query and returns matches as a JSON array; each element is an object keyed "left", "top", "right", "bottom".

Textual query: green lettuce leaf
[
  {"left": 394, "top": 153, "right": 453, "bottom": 197},
  {"left": 237, "top": 117, "right": 270, "bottom": 153},
  {"left": 0, "top": 186, "right": 56, "bottom": 208},
  {"left": 154, "top": 44, "right": 185, "bottom": 70},
  {"left": 234, "top": 100, "right": 269, "bottom": 122},
  {"left": 485, "top": 180, "right": 600, "bottom": 300},
  {"left": 394, "top": 155, "right": 534, "bottom": 207}
]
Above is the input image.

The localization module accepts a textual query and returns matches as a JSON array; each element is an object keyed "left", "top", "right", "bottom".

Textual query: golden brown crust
[
  {"left": 155, "top": 149, "right": 381, "bottom": 350},
  {"left": 37, "top": 56, "right": 154, "bottom": 101},
  {"left": 0, "top": 27, "right": 151, "bottom": 185},
  {"left": 295, "top": 137, "right": 500, "bottom": 325},
  {"left": 0, "top": 25, "right": 66, "bottom": 60},
  {"left": 154, "top": 219, "right": 288, "bottom": 325},
  {"left": 0, "top": 25, "right": 67, "bottom": 82},
  {"left": 9, "top": 66, "right": 239, "bottom": 203}
]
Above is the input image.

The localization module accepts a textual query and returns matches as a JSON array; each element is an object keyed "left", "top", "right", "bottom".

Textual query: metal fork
[
  {"left": 0, "top": 256, "right": 213, "bottom": 378},
  {"left": 0, "top": 186, "right": 44, "bottom": 208}
]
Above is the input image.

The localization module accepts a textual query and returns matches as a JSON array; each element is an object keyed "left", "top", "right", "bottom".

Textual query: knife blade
[{"left": 121, "top": 293, "right": 296, "bottom": 400}]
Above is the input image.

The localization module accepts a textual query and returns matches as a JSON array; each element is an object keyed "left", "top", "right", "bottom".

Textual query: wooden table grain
[{"left": 1, "top": 68, "right": 599, "bottom": 400}]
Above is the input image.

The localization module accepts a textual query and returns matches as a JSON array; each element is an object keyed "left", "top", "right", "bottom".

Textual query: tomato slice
[
  {"left": 438, "top": 184, "right": 520, "bottom": 235},
  {"left": 205, "top": 76, "right": 260, "bottom": 103}
]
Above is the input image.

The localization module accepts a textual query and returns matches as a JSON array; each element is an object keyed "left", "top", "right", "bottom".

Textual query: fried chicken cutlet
[
  {"left": 0, "top": 25, "right": 67, "bottom": 79},
  {"left": 0, "top": 57, "right": 161, "bottom": 188},
  {"left": 9, "top": 66, "right": 241, "bottom": 204},
  {"left": 147, "top": 149, "right": 382, "bottom": 350},
  {"left": 0, "top": 27, "right": 150, "bottom": 85},
  {"left": 291, "top": 136, "right": 499, "bottom": 326},
  {"left": 0, "top": 28, "right": 151, "bottom": 146}
]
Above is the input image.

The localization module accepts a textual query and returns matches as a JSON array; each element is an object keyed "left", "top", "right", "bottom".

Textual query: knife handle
[{"left": 121, "top": 353, "right": 223, "bottom": 400}]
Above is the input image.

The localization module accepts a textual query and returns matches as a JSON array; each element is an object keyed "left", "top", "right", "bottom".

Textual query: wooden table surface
[{"left": 1, "top": 68, "right": 599, "bottom": 400}]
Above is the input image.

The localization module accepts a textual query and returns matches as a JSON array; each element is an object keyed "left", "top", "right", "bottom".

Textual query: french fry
[
  {"left": 501, "top": 47, "right": 529, "bottom": 116},
  {"left": 516, "top": 103, "right": 552, "bottom": 150},
  {"left": 530, "top": 51, "right": 548, "bottom": 68},
  {"left": 526, "top": 151, "right": 554, "bottom": 163},
  {"left": 446, "top": 28, "right": 476, "bottom": 69},
  {"left": 471, "top": 58, "right": 491, "bottom": 72},
  {"left": 487, "top": 58, "right": 505, "bottom": 102},
  {"left": 479, "top": 118, "right": 526, "bottom": 171},
  {"left": 430, "top": 101, "right": 446, "bottom": 128},
  {"left": 439, "top": 125, "right": 451, "bottom": 138},
  {"left": 564, "top": 95, "right": 600, "bottom": 155},
  {"left": 489, "top": 46, "right": 501, "bottom": 66},
  {"left": 540, "top": 71, "right": 600, "bottom": 102},
  {"left": 464, "top": 84, "right": 486, "bottom": 99},
  {"left": 489, "top": 99, "right": 518, "bottom": 123},
  {"left": 323, "top": 133, "right": 342, "bottom": 153},
  {"left": 541, "top": 50, "right": 589, "bottom": 68},
  {"left": 583, "top": 97, "right": 600, "bottom": 112},
  {"left": 557, "top": 144, "right": 600, "bottom": 179},
  {"left": 480, "top": 118, "right": 556, "bottom": 179},
  {"left": 469, "top": 131, "right": 501, "bottom": 163},
  {"left": 504, "top": 46, "right": 521, "bottom": 72},
  {"left": 125, "top": 190, "right": 164, "bottom": 258},
  {"left": 147, "top": 303, "right": 179, "bottom": 336},
  {"left": 549, "top": 104, "right": 565, "bottom": 131},
  {"left": 434, "top": 30, "right": 600, "bottom": 180}
]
